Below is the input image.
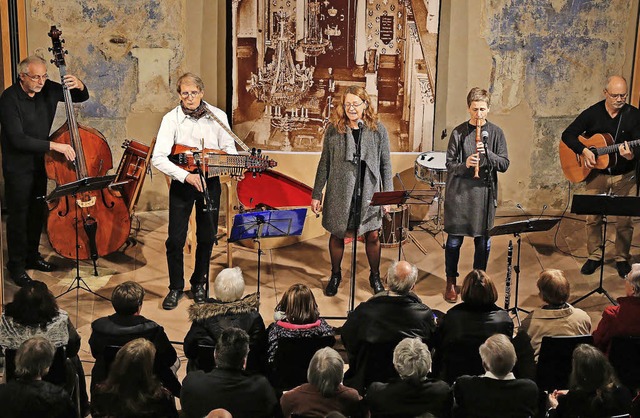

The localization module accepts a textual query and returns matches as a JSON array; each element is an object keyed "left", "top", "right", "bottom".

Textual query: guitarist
[
  {"left": 152, "top": 73, "right": 239, "bottom": 310},
  {"left": 561, "top": 75, "right": 640, "bottom": 278}
]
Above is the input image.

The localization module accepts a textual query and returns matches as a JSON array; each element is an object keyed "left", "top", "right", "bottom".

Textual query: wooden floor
[{"left": 2, "top": 209, "right": 636, "bottom": 401}]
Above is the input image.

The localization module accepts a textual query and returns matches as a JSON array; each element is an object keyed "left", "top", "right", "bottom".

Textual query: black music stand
[
  {"left": 570, "top": 194, "right": 640, "bottom": 306},
  {"left": 229, "top": 208, "right": 307, "bottom": 297},
  {"left": 489, "top": 217, "right": 561, "bottom": 324},
  {"left": 371, "top": 190, "right": 436, "bottom": 260},
  {"left": 46, "top": 175, "right": 116, "bottom": 302}
]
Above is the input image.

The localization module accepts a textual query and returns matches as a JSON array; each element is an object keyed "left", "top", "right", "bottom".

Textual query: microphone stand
[
  {"left": 481, "top": 131, "right": 496, "bottom": 269},
  {"left": 348, "top": 123, "right": 364, "bottom": 314},
  {"left": 193, "top": 150, "right": 218, "bottom": 299}
]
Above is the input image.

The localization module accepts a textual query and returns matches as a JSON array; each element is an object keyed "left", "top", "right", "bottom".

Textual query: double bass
[{"left": 45, "top": 26, "right": 131, "bottom": 261}]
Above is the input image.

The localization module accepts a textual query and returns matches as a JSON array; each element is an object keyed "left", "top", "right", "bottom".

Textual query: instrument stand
[
  {"left": 194, "top": 159, "right": 218, "bottom": 299},
  {"left": 489, "top": 217, "right": 561, "bottom": 325},
  {"left": 569, "top": 194, "right": 640, "bottom": 307},
  {"left": 371, "top": 190, "right": 436, "bottom": 261},
  {"left": 46, "top": 176, "right": 115, "bottom": 303},
  {"left": 229, "top": 208, "right": 307, "bottom": 299}
]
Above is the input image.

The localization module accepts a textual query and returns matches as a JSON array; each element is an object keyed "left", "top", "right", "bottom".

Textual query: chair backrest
[
  {"left": 536, "top": 334, "right": 594, "bottom": 392},
  {"left": 270, "top": 335, "right": 336, "bottom": 391},
  {"left": 196, "top": 344, "right": 216, "bottom": 373},
  {"left": 4, "top": 345, "right": 68, "bottom": 385},
  {"left": 103, "top": 345, "right": 122, "bottom": 373},
  {"left": 609, "top": 335, "right": 640, "bottom": 392},
  {"left": 344, "top": 340, "right": 400, "bottom": 394}
]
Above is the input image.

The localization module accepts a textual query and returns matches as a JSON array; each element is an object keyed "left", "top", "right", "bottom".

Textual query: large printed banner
[{"left": 230, "top": 0, "right": 440, "bottom": 154}]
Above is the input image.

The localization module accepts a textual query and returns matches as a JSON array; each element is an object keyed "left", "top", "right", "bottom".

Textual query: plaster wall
[{"left": 20, "top": 0, "right": 640, "bottom": 213}]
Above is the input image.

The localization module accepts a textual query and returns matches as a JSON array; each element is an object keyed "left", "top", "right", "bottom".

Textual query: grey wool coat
[
  {"left": 312, "top": 122, "right": 393, "bottom": 238},
  {"left": 443, "top": 120, "right": 509, "bottom": 236}
]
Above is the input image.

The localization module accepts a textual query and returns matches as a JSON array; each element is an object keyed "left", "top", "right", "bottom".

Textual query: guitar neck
[{"left": 597, "top": 138, "right": 640, "bottom": 156}]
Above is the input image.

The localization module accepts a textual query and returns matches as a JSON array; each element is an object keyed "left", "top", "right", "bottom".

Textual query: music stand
[
  {"left": 229, "top": 208, "right": 307, "bottom": 297},
  {"left": 371, "top": 190, "right": 436, "bottom": 259},
  {"left": 46, "top": 175, "right": 116, "bottom": 302},
  {"left": 570, "top": 194, "right": 640, "bottom": 306},
  {"left": 489, "top": 217, "right": 561, "bottom": 324}
]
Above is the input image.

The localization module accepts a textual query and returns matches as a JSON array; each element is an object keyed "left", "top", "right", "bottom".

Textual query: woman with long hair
[
  {"left": 0, "top": 280, "right": 89, "bottom": 414},
  {"left": 547, "top": 344, "right": 631, "bottom": 417},
  {"left": 311, "top": 85, "right": 393, "bottom": 296},
  {"left": 91, "top": 338, "right": 178, "bottom": 418},
  {"left": 267, "top": 283, "right": 334, "bottom": 364}
]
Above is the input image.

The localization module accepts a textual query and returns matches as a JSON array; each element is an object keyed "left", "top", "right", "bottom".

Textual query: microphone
[
  {"left": 482, "top": 131, "right": 489, "bottom": 141},
  {"left": 537, "top": 204, "right": 548, "bottom": 220},
  {"left": 357, "top": 119, "right": 364, "bottom": 129},
  {"left": 516, "top": 203, "right": 532, "bottom": 229}
]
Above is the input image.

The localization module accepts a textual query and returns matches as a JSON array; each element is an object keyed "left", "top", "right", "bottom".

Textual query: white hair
[{"left": 213, "top": 267, "right": 245, "bottom": 302}]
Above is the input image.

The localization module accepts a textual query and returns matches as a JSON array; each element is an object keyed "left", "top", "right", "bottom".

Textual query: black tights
[{"left": 329, "top": 230, "right": 381, "bottom": 274}]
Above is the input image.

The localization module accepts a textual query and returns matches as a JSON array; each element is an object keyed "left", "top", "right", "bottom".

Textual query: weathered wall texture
[
  {"left": 20, "top": 0, "right": 640, "bottom": 213},
  {"left": 438, "top": 0, "right": 639, "bottom": 212}
]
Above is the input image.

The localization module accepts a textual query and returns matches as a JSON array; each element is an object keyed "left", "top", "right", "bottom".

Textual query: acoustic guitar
[
  {"left": 559, "top": 133, "right": 640, "bottom": 183},
  {"left": 169, "top": 144, "right": 277, "bottom": 178}
]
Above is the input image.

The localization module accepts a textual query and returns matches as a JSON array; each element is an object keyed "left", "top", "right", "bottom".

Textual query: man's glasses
[
  {"left": 23, "top": 73, "right": 48, "bottom": 82},
  {"left": 605, "top": 91, "right": 628, "bottom": 99},
  {"left": 344, "top": 101, "right": 364, "bottom": 109},
  {"left": 180, "top": 91, "right": 201, "bottom": 98}
]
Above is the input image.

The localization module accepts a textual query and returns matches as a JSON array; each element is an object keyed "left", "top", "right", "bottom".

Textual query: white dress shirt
[{"left": 152, "top": 102, "right": 238, "bottom": 182}]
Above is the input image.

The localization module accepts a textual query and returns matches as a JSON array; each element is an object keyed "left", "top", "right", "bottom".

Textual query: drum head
[{"left": 416, "top": 151, "right": 447, "bottom": 171}]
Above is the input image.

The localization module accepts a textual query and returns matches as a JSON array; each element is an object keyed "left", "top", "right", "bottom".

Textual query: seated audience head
[
  {"left": 393, "top": 337, "right": 432, "bottom": 381},
  {"left": 5, "top": 280, "right": 58, "bottom": 327},
  {"left": 479, "top": 334, "right": 517, "bottom": 378},
  {"left": 307, "top": 347, "right": 344, "bottom": 397},
  {"left": 625, "top": 264, "right": 640, "bottom": 297},
  {"left": 461, "top": 269, "right": 498, "bottom": 307},
  {"left": 215, "top": 327, "right": 250, "bottom": 370},
  {"left": 386, "top": 261, "right": 419, "bottom": 295},
  {"left": 104, "top": 338, "right": 160, "bottom": 393},
  {"left": 325, "top": 413, "right": 347, "bottom": 418},
  {"left": 569, "top": 343, "right": 618, "bottom": 392},
  {"left": 275, "top": 283, "right": 320, "bottom": 325},
  {"left": 207, "top": 409, "right": 233, "bottom": 418},
  {"left": 537, "top": 269, "right": 570, "bottom": 305},
  {"left": 213, "top": 267, "right": 245, "bottom": 302},
  {"left": 14, "top": 336, "right": 55, "bottom": 380},
  {"left": 111, "top": 281, "right": 145, "bottom": 315}
]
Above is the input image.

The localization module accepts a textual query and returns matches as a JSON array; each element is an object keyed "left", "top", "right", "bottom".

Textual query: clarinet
[{"left": 504, "top": 240, "right": 513, "bottom": 310}]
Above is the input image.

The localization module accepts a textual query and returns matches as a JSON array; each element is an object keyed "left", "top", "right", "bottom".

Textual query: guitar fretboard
[{"left": 596, "top": 139, "right": 640, "bottom": 156}]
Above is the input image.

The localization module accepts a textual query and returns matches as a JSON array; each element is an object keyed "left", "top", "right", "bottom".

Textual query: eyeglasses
[
  {"left": 344, "top": 101, "right": 364, "bottom": 109},
  {"left": 180, "top": 91, "right": 201, "bottom": 98},
  {"left": 22, "top": 73, "right": 48, "bottom": 82},
  {"left": 605, "top": 91, "right": 628, "bottom": 99}
]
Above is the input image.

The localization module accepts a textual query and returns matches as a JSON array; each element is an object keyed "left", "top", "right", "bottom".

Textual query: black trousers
[
  {"left": 166, "top": 177, "right": 221, "bottom": 291},
  {"left": 4, "top": 170, "right": 47, "bottom": 277}
]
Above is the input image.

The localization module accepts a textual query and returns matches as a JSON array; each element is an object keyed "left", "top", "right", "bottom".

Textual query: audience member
[
  {"left": 267, "top": 283, "right": 334, "bottom": 365},
  {"left": 366, "top": 338, "right": 452, "bottom": 418},
  {"left": 453, "top": 334, "right": 538, "bottom": 417},
  {"left": 0, "top": 280, "right": 88, "bottom": 413},
  {"left": 184, "top": 266, "right": 266, "bottom": 372},
  {"left": 280, "top": 347, "right": 362, "bottom": 417},
  {"left": 433, "top": 269, "right": 513, "bottom": 383},
  {"left": 593, "top": 263, "right": 640, "bottom": 355},
  {"left": 547, "top": 344, "right": 631, "bottom": 417},
  {"left": 88, "top": 281, "right": 180, "bottom": 396},
  {"left": 207, "top": 409, "right": 233, "bottom": 418},
  {"left": 90, "top": 338, "right": 178, "bottom": 418},
  {"left": 341, "top": 261, "right": 437, "bottom": 392},
  {"left": 0, "top": 337, "right": 76, "bottom": 418},
  {"left": 181, "top": 327, "right": 279, "bottom": 418},
  {"left": 520, "top": 269, "right": 591, "bottom": 361}
]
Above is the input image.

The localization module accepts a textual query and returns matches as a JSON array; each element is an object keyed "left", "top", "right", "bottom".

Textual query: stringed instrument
[
  {"left": 169, "top": 144, "right": 277, "bottom": 177},
  {"left": 45, "top": 26, "right": 131, "bottom": 261},
  {"left": 559, "top": 133, "right": 640, "bottom": 183}
]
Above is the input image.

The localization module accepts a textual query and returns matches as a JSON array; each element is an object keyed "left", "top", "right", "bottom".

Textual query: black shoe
[
  {"left": 162, "top": 290, "right": 184, "bottom": 310},
  {"left": 25, "top": 257, "right": 57, "bottom": 272},
  {"left": 325, "top": 271, "right": 341, "bottom": 296},
  {"left": 191, "top": 285, "right": 206, "bottom": 304},
  {"left": 12, "top": 272, "right": 33, "bottom": 287},
  {"left": 616, "top": 261, "right": 632, "bottom": 278},
  {"left": 369, "top": 271, "right": 385, "bottom": 294},
  {"left": 580, "top": 259, "right": 600, "bottom": 275}
]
